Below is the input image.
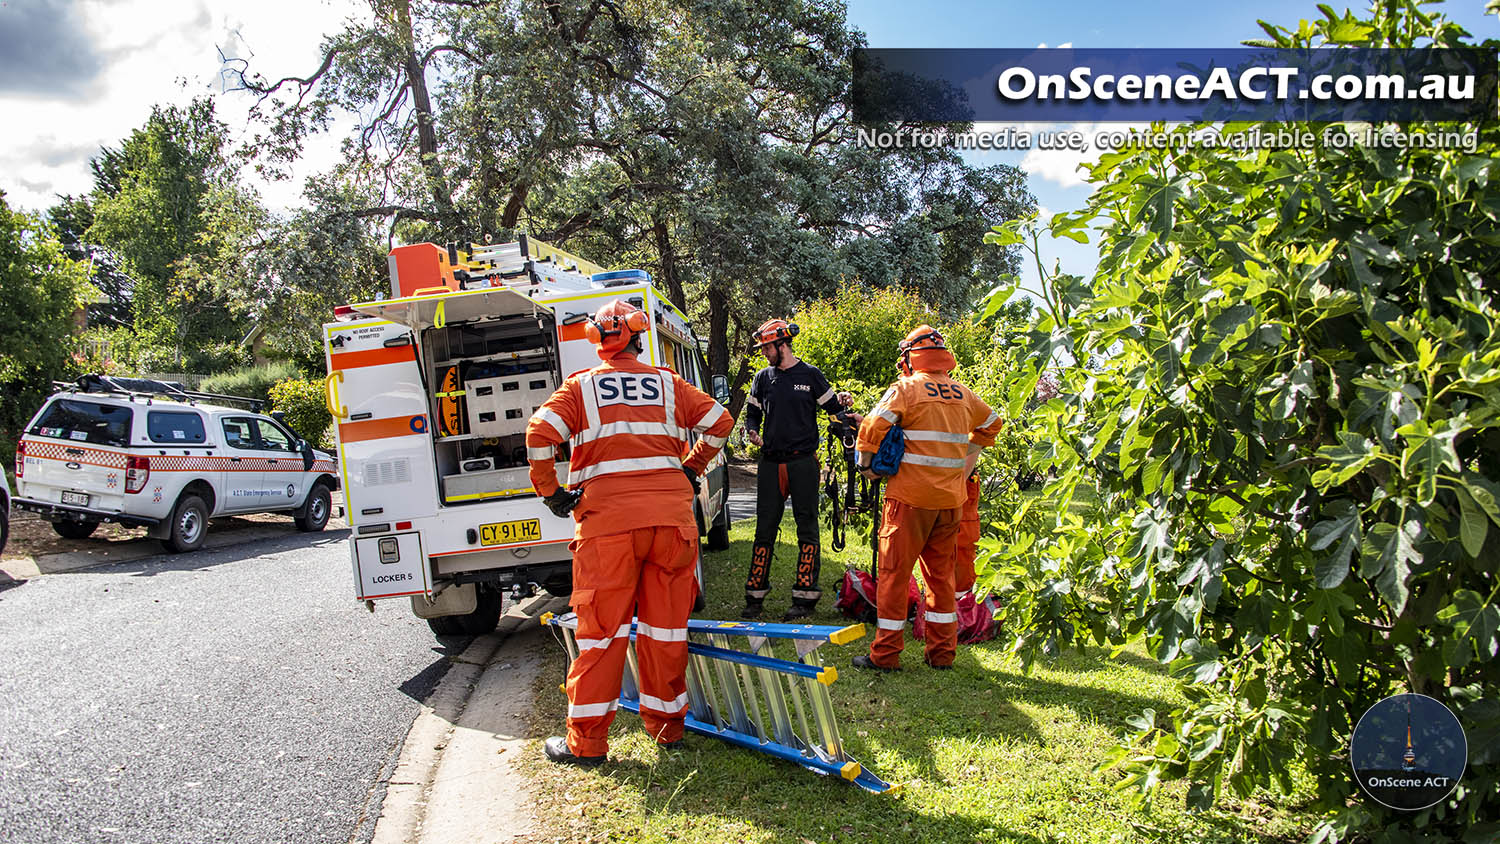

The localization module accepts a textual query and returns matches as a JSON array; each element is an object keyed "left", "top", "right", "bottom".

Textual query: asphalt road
[{"left": 0, "top": 527, "right": 455, "bottom": 844}]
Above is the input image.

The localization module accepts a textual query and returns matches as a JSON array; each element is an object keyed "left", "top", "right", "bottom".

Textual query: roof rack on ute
[{"left": 54, "top": 374, "right": 266, "bottom": 412}]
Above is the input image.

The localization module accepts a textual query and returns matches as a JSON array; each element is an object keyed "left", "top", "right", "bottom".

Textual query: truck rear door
[{"left": 324, "top": 318, "right": 438, "bottom": 527}]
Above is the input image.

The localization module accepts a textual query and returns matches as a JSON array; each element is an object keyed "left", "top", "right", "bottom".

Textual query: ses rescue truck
[{"left": 324, "top": 236, "right": 732, "bottom": 637}]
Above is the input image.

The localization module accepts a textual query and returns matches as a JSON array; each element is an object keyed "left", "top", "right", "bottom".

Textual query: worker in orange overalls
[
  {"left": 852, "top": 326, "right": 1003, "bottom": 671},
  {"left": 526, "top": 299, "right": 734, "bottom": 765}
]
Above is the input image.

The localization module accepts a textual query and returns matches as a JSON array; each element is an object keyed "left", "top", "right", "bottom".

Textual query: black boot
[
  {"left": 740, "top": 600, "right": 765, "bottom": 619},
  {"left": 851, "top": 654, "right": 899, "bottom": 672},
  {"left": 781, "top": 603, "right": 814, "bottom": 622},
  {"left": 544, "top": 736, "right": 605, "bottom": 767}
]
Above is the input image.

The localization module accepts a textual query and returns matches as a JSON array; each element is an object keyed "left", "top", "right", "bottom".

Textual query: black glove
[
  {"left": 682, "top": 467, "right": 701, "bottom": 494},
  {"left": 543, "top": 488, "right": 582, "bottom": 518}
]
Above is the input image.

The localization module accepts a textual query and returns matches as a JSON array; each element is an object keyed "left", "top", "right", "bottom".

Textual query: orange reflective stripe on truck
[
  {"left": 339, "top": 414, "right": 429, "bottom": 443},
  {"left": 330, "top": 345, "right": 417, "bottom": 371}
]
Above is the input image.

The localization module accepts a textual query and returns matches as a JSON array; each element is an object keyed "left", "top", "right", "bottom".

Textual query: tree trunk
[
  {"left": 471, "top": 75, "right": 500, "bottom": 240},
  {"left": 708, "top": 281, "right": 753, "bottom": 420},
  {"left": 388, "top": 0, "right": 459, "bottom": 235},
  {"left": 653, "top": 217, "right": 685, "bottom": 311},
  {"left": 500, "top": 183, "right": 528, "bottom": 231}
]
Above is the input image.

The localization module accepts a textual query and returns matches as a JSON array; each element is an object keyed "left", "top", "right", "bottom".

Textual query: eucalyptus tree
[{"left": 225, "top": 0, "right": 1032, "bottom": 408}]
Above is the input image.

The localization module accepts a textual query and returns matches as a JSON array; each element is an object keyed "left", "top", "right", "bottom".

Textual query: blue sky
[{"left": 842, "top": 0, "right": 1498, "bottom": 295}]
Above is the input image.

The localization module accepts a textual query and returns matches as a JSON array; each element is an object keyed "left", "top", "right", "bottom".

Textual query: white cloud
[{"left": 0, "top": 0, "right": 364, "bottom": 214}]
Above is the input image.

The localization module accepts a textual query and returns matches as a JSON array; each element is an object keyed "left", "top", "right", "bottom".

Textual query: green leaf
[
  {"left": 1457, "top": 156, "right": 1492, "bottom": 191},
  {"left": 1463, "top": 477, "right": 1500, "bottom": 527},
  {"left": 1360, "top": 518, "right": 1423, "bottom": 614},
  {"left": 1185, "top": 780, "right": 1216, "bottom": 811},
  {"left": 1456, "top": 485, "right": 1490, "bottom": 558},
  {"left": 1309, "top": 500, "right": 1361, "bottom": 588},
  {"left": 1148, "top": 180, "right": 1181, "bottom": 236},
  {"left": 984, "top": 225, "right": 1023, "bottom": 247},
  {"left": 1141, "top": 456, "right": 1167, "bottom": 496},
  {"left": 1307, "top": 587, "right": 1355, "bottom": 637},
  {"left": 1124, "top": 709, "right": 1156, "bottom": 733},
  {"left": 1128, "top": 508, "right": 1172, "bottom": 569},
  {"left": 978, "top": 279, "right": 1018, "bottom": 322},
  {"left": 1437, "top": 589, "right": 1500, "bottom": 665},
  {"left": 1315, "top": 431, "right": 1376, "bottom": 487},
  {"left": 1348, "top": 231, "right": 1400, "bottom": 266},
  {"left": 1400, "top": 421, "right": 1460, "bottom": 505},
  {"left": 1048, "top": 211, "right": 1092, "bottom": 244}
]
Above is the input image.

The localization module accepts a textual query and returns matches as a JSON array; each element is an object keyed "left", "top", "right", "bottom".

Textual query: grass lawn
[{"left": 521, "top": 513, "right": 1319, "bottom": 844}]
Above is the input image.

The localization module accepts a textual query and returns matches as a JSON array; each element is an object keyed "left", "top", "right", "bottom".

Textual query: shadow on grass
[
  {"left": 526, "top": 647, "right": 1053, "bottom": 844},
  {"left": 653, "top": 522, "right": 1295, "bottom": 843}
]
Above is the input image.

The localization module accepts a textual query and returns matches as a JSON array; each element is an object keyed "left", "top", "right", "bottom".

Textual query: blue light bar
[{"left": 591, "top": 269, "right": 652, "bottom": 285}]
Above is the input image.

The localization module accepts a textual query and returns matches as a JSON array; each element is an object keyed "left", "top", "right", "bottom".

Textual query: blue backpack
[{"left": 870, "top": 425, "right": 905, "bottom": 476}]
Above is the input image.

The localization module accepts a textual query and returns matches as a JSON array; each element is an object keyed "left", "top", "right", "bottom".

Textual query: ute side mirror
[{"left": 711, "top": 375, "right": 729, "bottom": 405}]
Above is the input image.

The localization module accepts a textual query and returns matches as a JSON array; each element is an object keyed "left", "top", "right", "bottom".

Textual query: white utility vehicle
[
  {"left": 13, "top": 376, "right": 339, "bottom": 552},
  {"left": 324, "top": 236, "right": 731, "bottom": 637}
]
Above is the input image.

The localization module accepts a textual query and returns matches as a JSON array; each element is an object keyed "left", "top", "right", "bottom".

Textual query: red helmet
[
  {"left": 586, "top": 300, "right": 650, "bottom": 357},
  {"left": 751, "top": 318, "right": 799, "bottom": 350},
  {"left": 897, "top": 325, "right": 951, "bottom": 375}
]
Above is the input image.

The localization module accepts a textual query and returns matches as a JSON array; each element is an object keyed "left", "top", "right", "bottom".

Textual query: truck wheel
[
  {"left": 542, "top": 574, "right": 573, "bottom": 598},
  {"left": 161, "top": 495, "right": 208, "bottom": 553},
  {"left": 426, "top": 615, "right": 465, "bottom": 637},
  {"left": 1, "top": 507, "right": 10, "bottom": 554},
  {"left": 52, "top": 520, "right": 99, "bottom": 540},
  {"left": 706, "top": 483, "right": 731, "bottom": 551},
  {"left": 428, "top": 588, "right": 503, "bottom": 638},
  {"left": 295, "top": 484, "right": 332, "bottom": 532},
  {"left": 458, "top": 588, "right": 503, "bottom": 635}
]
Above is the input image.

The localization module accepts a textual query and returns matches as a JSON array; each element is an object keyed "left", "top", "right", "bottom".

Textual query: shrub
[
  {"left": 982, "top": 5, "right": 1500, "bottom": 838},
  {"left": 185, "top": 341, "right": 251, "bottom": 375},
  {"left": 793, "top": 285, "right": 985, "bottom": 388},
  {"left": 267, "top": 378, "right": 332, "bottom": 445},
  {"left": 200, "top": 361, "right": 301, "bottom": 405}
]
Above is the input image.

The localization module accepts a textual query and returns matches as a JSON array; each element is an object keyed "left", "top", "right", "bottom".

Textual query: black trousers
[{"left": 745, "top": 454, "right": 822, "bottom": 606}]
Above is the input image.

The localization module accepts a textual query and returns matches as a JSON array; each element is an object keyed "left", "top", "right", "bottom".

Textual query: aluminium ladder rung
[{"left": 542, "top": 612, "right": 892, "bottom": 793}]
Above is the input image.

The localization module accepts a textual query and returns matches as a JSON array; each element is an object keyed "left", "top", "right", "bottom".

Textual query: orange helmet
[
  {"left": 897, "top": 325, "right": 953, "bottom": 375},
  {"left": 750, "top": 318, "right": 799, "bottom": 350},
  {"left": 586, "top": 300, "right": 650, "bottom": 358}
]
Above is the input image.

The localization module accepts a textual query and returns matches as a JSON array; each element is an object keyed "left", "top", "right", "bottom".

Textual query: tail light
[
  {"left": 14, "top": 440, "right": 23, "bottom": 478},
  {"left": 126, "top": 455, "right": 149, "bottom": 494}
]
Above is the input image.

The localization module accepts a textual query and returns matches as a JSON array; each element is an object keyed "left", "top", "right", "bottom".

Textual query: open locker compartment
[{"left": 421, "top": 310, "right": 566, "bottom": 506}]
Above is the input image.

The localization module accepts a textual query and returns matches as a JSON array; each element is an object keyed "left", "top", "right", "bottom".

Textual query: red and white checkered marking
[{"left": 21, "top": 439, "right": 129, "bottom": 469}]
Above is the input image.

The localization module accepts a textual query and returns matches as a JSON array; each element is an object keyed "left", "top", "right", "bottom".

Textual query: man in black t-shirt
[{"left": 741, "top": 318, "right": 860, "bottom": 620}]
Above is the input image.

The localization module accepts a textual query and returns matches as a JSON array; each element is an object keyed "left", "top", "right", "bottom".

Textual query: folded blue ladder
[{"left": 543, "top": 614, "right": 893, "bottom": 793}]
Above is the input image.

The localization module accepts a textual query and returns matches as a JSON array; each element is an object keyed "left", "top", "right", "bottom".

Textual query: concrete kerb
[{"left": 372, "top": 593, "right": 567, "bottom": 844}]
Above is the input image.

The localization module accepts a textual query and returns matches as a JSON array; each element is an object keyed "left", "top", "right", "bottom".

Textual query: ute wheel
[
  {"left": 52, "top": 520, "right": 99, "bottom": 540},
  {"left": 161, "top": 495, "right": 208, "bottom": 553},
  {"left": 706, "top": 482, "right": 731, "bottom": 551},
  {"left": 295, "top": 484, "right": 332, "bottom": 532},
  {"left": 0, "top": 506, "right": 8, "bottom": 554}
]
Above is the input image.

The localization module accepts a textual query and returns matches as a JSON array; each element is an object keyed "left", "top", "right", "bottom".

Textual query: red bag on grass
[
  {"left": 835, "top": 568, "right": 921, "bottom": 624},
  {"left": 912, "top": 590, "right": 1002, "bottom": 644}
]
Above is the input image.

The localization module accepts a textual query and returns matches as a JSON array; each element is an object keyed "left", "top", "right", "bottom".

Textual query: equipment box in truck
[{"left": 325, "top": 236, "right": 732, "bottom": 638}]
